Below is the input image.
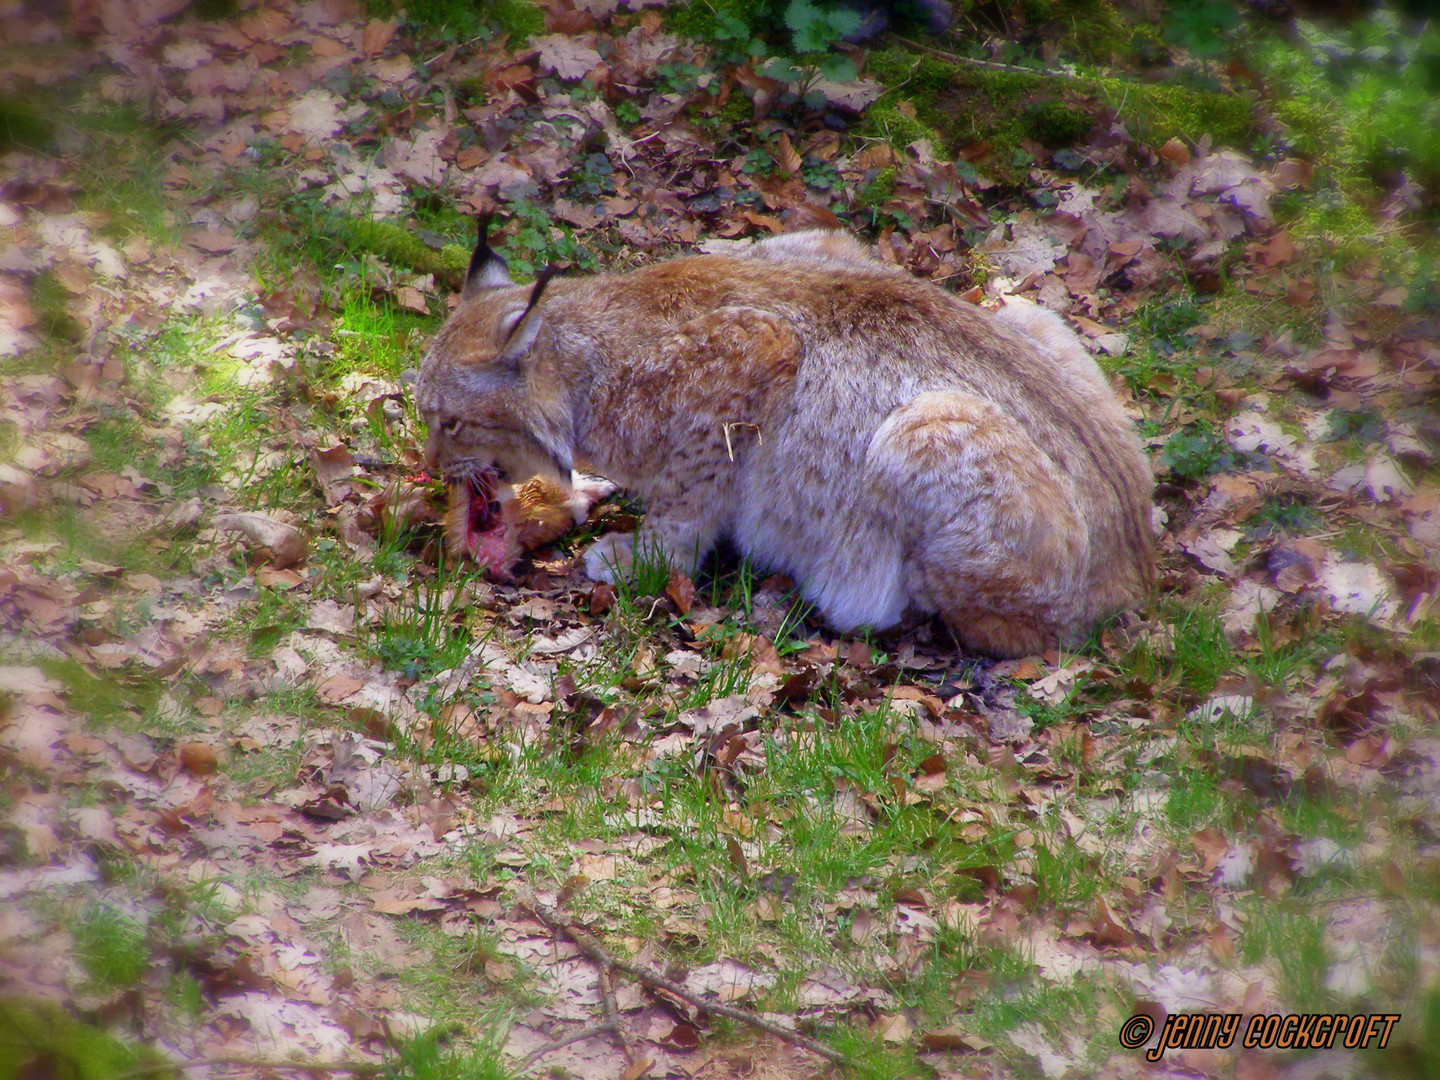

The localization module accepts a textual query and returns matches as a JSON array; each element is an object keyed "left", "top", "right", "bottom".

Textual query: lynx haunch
[{"left": 414, "top": 222, "right": 1155, "bottom": 658}]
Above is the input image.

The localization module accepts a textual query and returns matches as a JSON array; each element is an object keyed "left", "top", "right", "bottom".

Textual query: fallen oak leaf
[
  {"left": 920, "top": 1026, "right": 993, "bottom": 1052},
  {"left": 666, "top": 571, "right": 695, "bottom": 615},
  {"left": 361, "top": 18, "right": 397, "bottom": 56},
  {"left": 179, "top": 741, "right": 219, "bottom": 775}
]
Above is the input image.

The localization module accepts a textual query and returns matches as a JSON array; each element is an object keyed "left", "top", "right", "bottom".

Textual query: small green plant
[
  {"left": 1250, "top": 5, "right": 1440, "bottom": 184},
  {"left": 1136, "top": 293, "right": 1204, "bottom": 353},
  {"left": 741, "top": 146, "right": 777, "bottom": 176},
  {"left": 1159, "top": 422, "right": 1227, "bottom": 481},
  {"left": 1164, "top": 0, "right": 1240, "bottom": 58},
  {"left": 672, "top": 0, "right": 871, "bottom": 84},
  {"left": 1398, "top": 254, "right": 1440, "bottom": 314},
  {"left": 657, "top": 61, "right": 708, "bottom": 97},
  {"left": 1328, "top": 409, "right": 1384, "bottom": 444},
  {"left": 1160, "top": 420, "right": 1268, "bottom": 482},
  {"left": 568, "top": 152, "right": 615, "bottom": 198},
  {"left": 383, "top": 1026, "right": 514, "bottom": 1080},
  {"left": 371, "top": 563, "right": 482, "bottom": 681},
  {"left": 497, "top": 201, "right": 599, "bottom": 279},
  {"left": 1247, "top": 494, "right": 1322, "bottom": 538},
  {"left": 801, "top": 156, "right": 842, "bottom": 191},
  {"left": 1165, "top": 765, "right": 1223, "bottom": 832},
  {"left": 1240, "top": 905, "right": 1333, "bottom": 1012}
]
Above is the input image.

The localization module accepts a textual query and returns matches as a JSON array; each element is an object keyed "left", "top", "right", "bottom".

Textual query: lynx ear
[
  {"left": 496, "top": 266, "right": 557, "bottom": 366},
  {"left": 464, "top": 214, "right": 514, "bottom": 296}
]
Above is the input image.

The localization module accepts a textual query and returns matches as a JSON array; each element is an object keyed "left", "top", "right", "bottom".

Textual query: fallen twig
[
  {"left": 520, "top": 893, "right": 854, "bottom": 1070},
  {"left": 110, "top": 1056, "right": 386, "bottom": 1079},
  {"left": 513, "top": 1022, "right": 623, "bottom": 1073},
  {"left": 885, "top": 34, "right": 1077, "bottom": 79},
  {"left": 600, "top": 966, "right": 653, "bottom": 1076}
]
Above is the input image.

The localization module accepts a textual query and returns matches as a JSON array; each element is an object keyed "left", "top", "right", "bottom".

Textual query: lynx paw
[{"left": 583, "top": 531, "right": 634, "bottom": 584}]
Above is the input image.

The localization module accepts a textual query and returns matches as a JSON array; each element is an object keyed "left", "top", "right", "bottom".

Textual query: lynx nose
[{"left": 423, "top": 430, "right": 442, "bottom": 471}]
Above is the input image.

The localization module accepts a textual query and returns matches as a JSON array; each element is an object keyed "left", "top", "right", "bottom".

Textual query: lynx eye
[{"left": 439, "top": 416, "right": 461, "bottom": 434}]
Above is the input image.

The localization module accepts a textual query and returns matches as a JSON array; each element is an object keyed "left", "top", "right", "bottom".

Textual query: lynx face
[
  {"left": 415, "top": 220, "right": 1155, "bottom": 657},
  {"left": 414, "top": 244, "right": 577, "bottom": 573}
]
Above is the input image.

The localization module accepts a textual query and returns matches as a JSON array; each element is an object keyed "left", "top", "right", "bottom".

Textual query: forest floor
[{"left": 1, "top": 1, "right": 1438, "bottom": 1079}]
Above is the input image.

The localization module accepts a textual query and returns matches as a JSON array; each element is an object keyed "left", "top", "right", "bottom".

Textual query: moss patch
[
  {"left": 317, "top": 215, "right": 471, "bottom": 289},
  {"left": 865, "top": 48, "right": 1253, "bottom": 182},
  {"left": 0, "top": 999, "right": 172, "bottom": 1080},
  {"left": 0, "top": 95, "right": 52, "bottom": 152}
]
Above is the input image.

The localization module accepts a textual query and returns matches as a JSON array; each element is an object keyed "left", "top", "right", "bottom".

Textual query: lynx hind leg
[{"left": 867, "top": 391, "right": 1091, "bottom": 658}]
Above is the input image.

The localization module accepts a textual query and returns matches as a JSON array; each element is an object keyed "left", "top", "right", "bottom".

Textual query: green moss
[
  {"left": 487, "top": 0, "right": 543, "bottom": 41},
  {"left": 451, "top": 76, "right": 489, "bottom": 107},
  {"left": 1249, "top": 10, "right": 1440, "bottom": 186},
  {"left": 1049, "top": 0, "right": 1129, "bottom": 63},
  {"left": 0, "top": 96, "right": 51, "bottom": 152},
  {"left": 861, "top": 101, "right": 943, "bottom": 153},
  {"left": 864, "top": 47, "right": 1252, "bottom": 182},
  {"left": 362, "top": 0, "right": 541, "bottom": 42},
  {"left": 1099, "top": 77, "right": 1252, "bottom": 147},
  {"left": 32, "top": 271, "right": 82, "bottom": 342},
  {"left": 1023, "top": 100, "right": 1092, "bottom": 145},
  {"left": 1271, "top": 97, "right": 1328, "bottom": 155},
  {"left": 667, "top": 0, "right": 770, "bottom": 43},
  {"left": 0, "top": 1000, "right": 172, "bottom": 1080},
  {"left": 1289, "top": 198, "right": 1375, "bottom": 249},
  {"left": 711, "top": 92, "right": 753, "bottom": 131},
  {"left": 319, "top": 216, "right": 470, "bottom": 289}
]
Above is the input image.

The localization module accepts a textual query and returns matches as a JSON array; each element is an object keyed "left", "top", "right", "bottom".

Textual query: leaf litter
[{"left": 1, "top": 0, "right": 1438, "bottom": 1078}]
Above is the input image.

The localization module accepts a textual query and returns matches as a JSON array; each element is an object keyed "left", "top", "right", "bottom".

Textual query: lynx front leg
[{"left": 582, "top": 512, "right": 718, "bottom": 586}]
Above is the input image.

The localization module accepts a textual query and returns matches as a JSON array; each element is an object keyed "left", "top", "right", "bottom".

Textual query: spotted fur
[{"left": 414, "top": 228, "right": 1154, "bottom": 657}]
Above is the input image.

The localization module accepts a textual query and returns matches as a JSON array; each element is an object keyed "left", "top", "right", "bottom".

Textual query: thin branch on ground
[
  {"left": 520, "top": 892, "right": 854, "bottom": 1070},
  {"left": 110, "top": 1056, "right": 386, "bottom": 1080},
  {"left": 885, "top": 34, "right": 1077, "bottom": 78},
  {"left": 513, "top": 1022, "right": 625, "bottom": 1074},
  {"left": 599, "top": 966, "right": 650, "bottom": 1074}
]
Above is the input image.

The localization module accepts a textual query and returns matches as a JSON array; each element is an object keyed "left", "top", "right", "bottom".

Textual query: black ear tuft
[
  {"left": 465, "top": 214, "right": 514, "bottom": 293},
  {"left": 495, "top": 266, "right": 560, "bottom": 364},
  {"left": 523, "top": 264, "right": 558, "bottom": 314},
  {"left": 465, "top": 214, "right": 493, "bottom": 282}
]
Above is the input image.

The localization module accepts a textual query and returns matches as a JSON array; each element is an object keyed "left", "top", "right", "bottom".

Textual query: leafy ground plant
[{"left": 1, "top": 1, "right": 1438, "bottom": 1079}]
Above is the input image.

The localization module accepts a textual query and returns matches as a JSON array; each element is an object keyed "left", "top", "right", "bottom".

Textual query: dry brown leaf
[
  {"left": 361, "top": 19, "right": 397, "bottom": 56},
  {"left": 179, "top": 741, "right": 219, "bottom": 775}
]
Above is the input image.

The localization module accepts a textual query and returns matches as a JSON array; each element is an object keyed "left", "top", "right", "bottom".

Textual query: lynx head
[{"left": 414, "top": 217, "right": 573, "bottom": 571}]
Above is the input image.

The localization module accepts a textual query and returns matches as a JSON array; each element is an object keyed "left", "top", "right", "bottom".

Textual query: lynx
[{"left": 414, "top": 221, "right": 1155, "bottom": 658}]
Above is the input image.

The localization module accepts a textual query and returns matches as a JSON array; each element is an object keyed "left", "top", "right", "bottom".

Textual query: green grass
[
  {"left": 73, "top": 903, "right": 151, "bottom": 992},
  {"left": 1239, "top": 905, "right": 1333, "bottom": 1012},
  {"left": 4, "top": 8, "right": 1435, "bottom": 1075},
  {"left": 386, "top": 1027, "right": 517, "bottom": 1080},
  {"left": 369, "top": 561, "right": 487, "bottom": 681},
  {"left": 0, "top": 999, "right": 169, "bottom": 1080}
]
